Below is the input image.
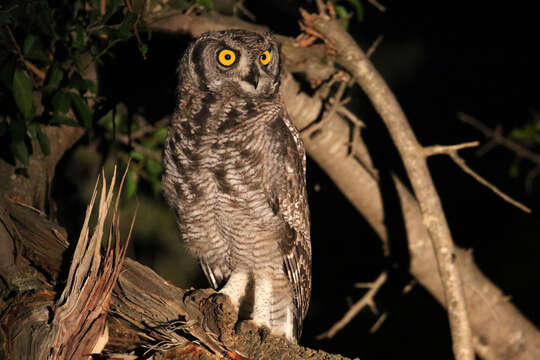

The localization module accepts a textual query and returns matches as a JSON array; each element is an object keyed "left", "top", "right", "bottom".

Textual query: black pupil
[
  {"left": 225, "top": 54, "right": 231, "bottom": 60},
  {"left": 261, "top": 54, "right": 267, "bottom": 60}
]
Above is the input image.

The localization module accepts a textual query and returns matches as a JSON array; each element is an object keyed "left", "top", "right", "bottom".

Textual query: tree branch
[
  {"left": 458, "top": 112, "right": 540, "bottom": 165},
  {"left": 0, "top": 195, "right": 353, "bottom": 359},
  {"left": 282, "top": 53, "right": 540, "bottom": 360},
  {"left": 317, "top": 272, "right": 387, "bottom": 340},
  {"left": 423, "top": 141, "right": 531, "bottom": 213},
  {"left": 448, "top": 153, "right": 531, "bottom": 213},
  {"left": 423, "top": 141, "right": 480, "bottom": 156},
  {"left": 300, "top": 12, "right": 475, "bottom": 360}
]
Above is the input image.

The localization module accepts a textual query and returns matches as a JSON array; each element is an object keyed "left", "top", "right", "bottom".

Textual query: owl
[{"left": 162, "top": 29, "right": 311, "bottom": 343}]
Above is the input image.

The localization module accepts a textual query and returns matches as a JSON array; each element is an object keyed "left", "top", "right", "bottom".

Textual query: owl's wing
[{"left": 265, "top": 110, "right": 312, "bottom": 339}]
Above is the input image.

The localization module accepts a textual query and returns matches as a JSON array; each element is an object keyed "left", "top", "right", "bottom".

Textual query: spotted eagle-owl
[{"left": 162, "top": 29, "right": 311, "bottom": 343}]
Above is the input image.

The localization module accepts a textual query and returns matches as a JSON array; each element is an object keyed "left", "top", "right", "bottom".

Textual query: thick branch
[
  {"left": 282, "top": 58, "right": 540, "bottom": 360},
  {"left": 302, "top": 14, "right": 474, "bottom": 360},
  {"left": 0, "top": 125, "right": 84, "bottom": 212},
  {"left": 0, "top": 197, "right": 352, "bottom": 360}
]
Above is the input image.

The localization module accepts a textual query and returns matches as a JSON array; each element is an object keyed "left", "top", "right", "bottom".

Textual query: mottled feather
[{"left": 162, "top": 29, "right": 311, "bottom": 343}]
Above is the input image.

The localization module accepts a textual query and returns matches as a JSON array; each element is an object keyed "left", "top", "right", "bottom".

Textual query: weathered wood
[{"left": 0, "top": 196, "right": 353, "bottom": 359}]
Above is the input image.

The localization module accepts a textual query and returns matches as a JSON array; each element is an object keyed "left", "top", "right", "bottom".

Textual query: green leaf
[
  {"left": 129, "top": 150, "right": 144, "bottom": 161},
  {"left": 145, "top": 158, "right": 162, "bottom": 176},
  {"left": 196, "top": 0, "right": 214, "bottom": 10},
  {"left": 85, "top": 79, "right": 97, "bottom": 94},
  {"left": 10, "top": 141, "right": 29, "bottom": 166},
  {"left": 335, "top": 5, "right": 349, "bottom": 19},
  {"left": 97, "top": 109, "right": 114, "bottom": 129},
  {"left": 139, "top": 43, "right": 148, "bottom": 57},
  {"left": 23, "top": 34, "right": 38, "bottom": 56},
  {"left": 69, "top": 92, "right": 92, "bottom": 128},
  {"left": 36, "top": 128, "right": 51, "bottom": 155},
  {"left": 346, "top": 0, "right": 364, "bottom": 22},
  {"left": 27, "top": 126, "right": 37, "bottom": 140},
  {"left": 23, "top": 34, "right": 48, "bottom": 62},
  {"left": 153, "top": 127, "right": 168, "bottom": 141},
  {"left": 68, "top": 72, "right": 96, "bottom": 93},
  {"left": 52, "top": 90, "right": 72, "bottom": 114},
  {"left": 72, "top": 26, "right": 87, "bottom": 48},
  {"left": 116, "top": 12, "right": 137, "bottom": 41},
  {"left": 43, "top": 65, "right": 64, "bottom": 94},
  {"left": 51, "top": 113, "right": 79, "bottom": 126},
  {"left": 107, "top": 0, "right": 125, "bottom": 16},
  {"left": 125, "top": 169, "right": 138, "bottom": 199},
  {"left": 12, "top": 69, "right": 35, "bottom": 121}
]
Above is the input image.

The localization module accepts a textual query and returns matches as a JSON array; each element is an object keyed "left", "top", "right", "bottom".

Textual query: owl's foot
[
  {"left": 236, "top": 319, "right": 298, "bottom": 344},
  {"left": 184, "top": 289, "right": 238, "bottom": 348},
  {"left": 236, "top": 319, "right": 271, "bottom": 342}
]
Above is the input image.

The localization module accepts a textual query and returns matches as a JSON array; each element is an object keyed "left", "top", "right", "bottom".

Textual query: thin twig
[
  {"left": 336, "top": 106, "right": 364, "bottom": 128},
  {"left": 116, "top": 134, "right": 161, "bottom": 161},
  {"left": 449, "top": 152, "right": 531, "bottom": 213},
  {"left": 458, "top": 112, "right": 540, "bottom": 165},
  {"left": 124, "top": 0, "right": 132, "bottom": 12},
  {"left": 130, "top": 116, "right": 169, "bottom": 140},
  {"left": 233, "top": 1, "right": 256, "bottom": 21},
  {"left": 369, "top": 312, "right": 387, "bottom": 333},
  {"left": 23, "top": 61, "right": 46, "bottom": 81},
  {"left": 423, "top": 141, "right": 480, "bottom": 157},
  {"left": 315, "top": 0, "right": 330, "bottom": 19},
  {"left": 316, "top": 272, "right": 387, "bottom": 339},
  {"left": 366, "top": 35, "right": 384, "bottom": 58},
  {"left": 305, "top": 77, "right": 349, "bottom": 136},
  {"left": 525, "top": 165, "right": 540, "bottom": 193},
  {"left": 100, "top": 0, "right": 107, "bottom": 16},
  {"left": 366, "top": 0, "right": 387, "bottom": 12},
  {"left": 6, "top": 25, "right": 46, "bottom": 83},
  {"left": 402, "top": 279, "right": 417, "bottom": 294}
]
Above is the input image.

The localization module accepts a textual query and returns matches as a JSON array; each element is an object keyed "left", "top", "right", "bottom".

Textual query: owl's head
[{"left": 180, "top": 29, "right": 281, "bottom": 97}]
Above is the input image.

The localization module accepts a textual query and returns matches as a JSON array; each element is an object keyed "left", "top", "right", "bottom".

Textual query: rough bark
[
  {"left": 0, "top": 125, "right": 84, "bottom": 213},
  {"left": 0, "top": 196, "right": 354, "bottom": 359}
]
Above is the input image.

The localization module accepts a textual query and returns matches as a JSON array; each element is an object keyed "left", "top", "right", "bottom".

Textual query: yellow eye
[
  {"left": 260, "top": 50, "right": 271, "bottom": 66},
  {"left": 218, "top": 49, "right": 236, "bottom": 66}
]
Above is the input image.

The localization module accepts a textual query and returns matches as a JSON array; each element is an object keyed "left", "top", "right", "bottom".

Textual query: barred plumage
[{"left": 162, "top": 30, "right": 311, "bottom": 342}]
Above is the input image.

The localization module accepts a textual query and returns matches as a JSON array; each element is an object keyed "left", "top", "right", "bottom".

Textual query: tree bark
[{"left": 0, "top": 195, "right": 354, "bottom": 359}]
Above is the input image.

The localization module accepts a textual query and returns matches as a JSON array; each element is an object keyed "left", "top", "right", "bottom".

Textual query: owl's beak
[{"left": 244, "top": 66, "right": 260, "bottom": 89}]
